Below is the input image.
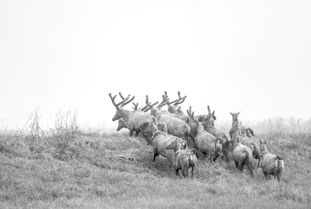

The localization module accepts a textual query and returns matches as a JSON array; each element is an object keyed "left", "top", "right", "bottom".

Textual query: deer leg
[
  {"left": 213, "top": 152, "right": 220, "bottom": 162},
  {"left": 263, "top": 171, "right": 269, "bottom": 179},
  {"left": 277, "top": 171, "right": 282, "bottom": 182},
  {"left": 183, "top": 169, "right": 188, "bottom": 178},
  {"left": 239, "top": 161, "right": 245, "bottom": 172},
  {"left": 235, "top": 161, "right": 239, "bottom": 169},
  {"left": 153, "top": 147, "right": 158, "bottom": 162},
  {"left": 246, "top": 163, "right": 254, "bottom": 178},
  {"left": 192, "top": 166, "right": 195, "bottom": 178}
]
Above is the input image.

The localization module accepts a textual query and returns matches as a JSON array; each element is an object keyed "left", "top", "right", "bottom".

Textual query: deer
[
  {"left": 144, "top": 95, "right": 192, "bottom": 145},
  {"left": 175, "top": 149, "right": 197, "bottom": 178},
  {"left": 186, "top": 106, "right": 222, "bottom": 163},
  {"left": 229, "top": 112, "right": 255, "bottom": 143},
  {"left": 139, "top": 120, "right": 187, "bottom": 162},
  {"left": 198, "top": 106, "right": 231, "bottom": 151},
  {"left": 165, "top": 91, "right": 187, "bottom": 114},
  {"left": 258, "top": 140, "right": 284, "bottom": 182},
  {"left": 117, "top": 118, "right": 143, "bottom": 136},
  {"left": 109, "top": 92, "right": 157, "bottom": 136},
  {"left": 222, "top": 137, "right": 258, "bottom": 178}
]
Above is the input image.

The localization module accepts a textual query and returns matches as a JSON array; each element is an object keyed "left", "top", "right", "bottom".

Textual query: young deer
[
  {"left": 229, "top": 112, "right": 254, "bottom": 142},
  {"left": 259, "top": 140, "right": 284, "bottom": 182}
]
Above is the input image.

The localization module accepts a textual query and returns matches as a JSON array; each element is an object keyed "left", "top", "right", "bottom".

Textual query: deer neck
[
  {"left": 151, "top": 108, "right": 161, "bottom": 119},
  {"left": 197, "top": 124, "right": 206, "bottom": 134},
  {"left": 204, "top": 121, "right": 214, "bottom": 129},
  {"left": 232, "top": 121, "right": 240, "bottom": 129}
]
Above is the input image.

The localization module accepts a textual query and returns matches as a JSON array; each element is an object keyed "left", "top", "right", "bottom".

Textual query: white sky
[{"left": 0, "top": 0, "right": 311, "bottom": 130}]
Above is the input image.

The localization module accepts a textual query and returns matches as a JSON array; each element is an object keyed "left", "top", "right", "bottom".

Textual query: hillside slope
[{"left": 0, "top": 131, "right": 310, "bottom": 209}]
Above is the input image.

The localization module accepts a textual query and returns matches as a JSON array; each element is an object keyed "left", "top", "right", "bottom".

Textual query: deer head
[
  {"left": 203, "top": 115, "right": 215, "bottom": 130},
  {"left": 109, "top": 92, "right": 135, "bottom": 121},
  {"left": 165, "top": 91, "right": 187, "bottom": 113},
  {"left": 117, "top": 118, "right": 127, "bottom": 131},
  {"left": 230, "top": 111, "right": 240, "bottom": 123}
]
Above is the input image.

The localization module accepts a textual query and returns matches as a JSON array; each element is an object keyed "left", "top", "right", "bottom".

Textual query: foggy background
[{"left": 1, "top": 0, "right": 310, "bottom": 130}]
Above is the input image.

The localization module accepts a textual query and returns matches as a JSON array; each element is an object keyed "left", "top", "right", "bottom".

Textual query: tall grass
[
  {"left": 217, "top": 117, "right": 311, "bottom": 137},
  {"left": 252, "top": 117, "right": 311, "bottom": 136},
  {"left": 0, "top": 112, "right": 310, "bottom": 209}
]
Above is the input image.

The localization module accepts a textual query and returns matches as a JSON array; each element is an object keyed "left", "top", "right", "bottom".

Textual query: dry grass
[{"left": 0, "top": 116, "right": 310, "bottom": 209}]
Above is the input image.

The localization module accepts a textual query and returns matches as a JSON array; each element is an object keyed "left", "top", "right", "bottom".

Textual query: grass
[{"left": 0, "top": 127, "right": 311, "bottom": 209}]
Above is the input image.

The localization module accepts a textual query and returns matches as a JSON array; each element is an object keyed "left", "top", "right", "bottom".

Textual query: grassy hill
[{"left": 0, "top": 129, "right": 311, "bottom": 209}]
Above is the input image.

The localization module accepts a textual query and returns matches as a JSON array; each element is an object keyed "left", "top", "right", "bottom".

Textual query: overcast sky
[{"left": 0, "top": 0, "right": 310, "bottom": 130}]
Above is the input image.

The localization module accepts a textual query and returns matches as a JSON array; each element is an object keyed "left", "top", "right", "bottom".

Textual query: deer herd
[{"left": 109, "top": 91, "right": 284, "bottom": 182}]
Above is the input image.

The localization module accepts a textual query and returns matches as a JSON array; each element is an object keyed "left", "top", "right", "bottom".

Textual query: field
[{"left": 0, "top": 117, "right": 311, "bottom": 209}]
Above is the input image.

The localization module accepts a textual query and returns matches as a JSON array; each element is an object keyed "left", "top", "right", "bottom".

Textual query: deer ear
[
  {"left": 237, "top": 111, "right": 241, "bottom": 115},
  {"left": 212, "top": 111, "right": 216, "bottom": 119},
  {"left": 207, "top": 105, "right": 211, "bottom": 114},
  {"left": 230, "top": 112, "right": 233, "bottom": 115}
]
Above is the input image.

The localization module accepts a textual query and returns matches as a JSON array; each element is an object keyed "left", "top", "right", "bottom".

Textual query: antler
[
  {"left": 109, "top": 93, "right": 128, "bottom": 109},
  {"left": 157, "top": 94, "right": 169, "bottom": 108},
  {"left": 119, "top": 92, "right": 135, "bottom": 106},
  {"left": 162, "top": 91, "right": 179, "bottom": 106},
  {"left": 144, "top": 95, "right": 159, "bottom": 111},
  {"left": 120, "top": 95, "right": 135, "bottom": 108},
  {"left": 109, "top": 92, "right": 134, "bottom": 109},
  {"left": 186, "top": 106, "right": 198, "bottom": 124},
  {"left": 173, "top": 91, "right": 187, "bottom": 105},
  {"left": 119, "top": 92, "right": 125, "bottom": 100},
  {"left": 109, "top": 93, "right": 118, "bottom": 109},
  {"left": 132, "top": 102, "right": 139, "bottom": 110},
  {"left": 118, "top": 92, "right": 135, "bottom": 108}
]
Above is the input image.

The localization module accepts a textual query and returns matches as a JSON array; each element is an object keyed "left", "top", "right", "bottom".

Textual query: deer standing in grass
[
  {"left": 222, "top": 137, "right": 257, "bottom": 178},
  {"left": 165, "top": 91, "right": 187, "bottom": 118},
  {"left": 258, "top": 140, "right": 284, "bottom": 182},
  {"left": 229, "top": 112, "right": 254, "bottom": 142},
  {"left": 145, "top": 95, "right": 192, "bottom": 145},
  {"left": 109, "top": 92, "right": 157, "bottom": 137},
  {"left": 186, "top": 106, "right": 222, "bottom": 163}
]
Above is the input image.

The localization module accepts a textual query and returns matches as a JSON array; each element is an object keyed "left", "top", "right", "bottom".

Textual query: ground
[{"left": 0, "top": 130, "right": 310, "bottom": 209}]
